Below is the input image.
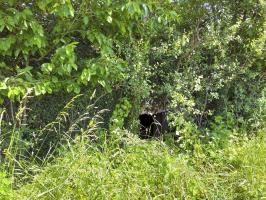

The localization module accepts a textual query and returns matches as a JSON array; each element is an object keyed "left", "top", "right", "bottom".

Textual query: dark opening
[
  {"left": 139, "top": 111, "right": 179, "bottom": 141},
  {"left": 139, "top": 113, "right": 154, "bottom": 139}
]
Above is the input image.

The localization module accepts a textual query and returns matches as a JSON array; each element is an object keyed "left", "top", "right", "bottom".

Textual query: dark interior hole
[
  {"left": 139, "top": 111, "right": 179, "bottom": 141},
  {"left": 139, "top": 113, "right": 154, "bottom": 139}
]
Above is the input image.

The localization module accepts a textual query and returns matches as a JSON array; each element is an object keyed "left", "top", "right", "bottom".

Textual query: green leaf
[
  {"left": 0, "top": 82, "right": 7, "bottom": 90},
  {"left": 74, "top": 85, "right": 80, "bottom": 94},
  {"left": 0, "top": 37, "right": 15, "bottom": 52},
  {"left": 83, "top": 16, "right": 89, "bottom": 25},
  {"left": 41, "top": 63, "right": 54, "bottom": 73},
  {"left": 107, "top": 16, "right": 112, "bottom": 23}
]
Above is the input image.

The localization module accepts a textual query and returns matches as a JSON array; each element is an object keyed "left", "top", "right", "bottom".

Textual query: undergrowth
[
  {"left": 0, "top": 129, "right": 264, "bottom": 199},
  {"left": 1, "top": 95, "right": 265, "bottom": 199}
]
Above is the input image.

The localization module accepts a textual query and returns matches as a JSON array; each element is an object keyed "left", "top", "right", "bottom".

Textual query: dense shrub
[{"left": 0, "top": 1, "right": 265, "bottom": 199}]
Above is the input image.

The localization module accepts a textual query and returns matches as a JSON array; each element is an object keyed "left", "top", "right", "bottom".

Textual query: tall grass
[
  {"left": 15, "top": 129, "right": 266, "bottom": 199},
  {"left": 0, "top": 93, "right": 106, "bottom": 195},
  {"left": 0, "top": 94, "right": 265, "bottom": 199}
]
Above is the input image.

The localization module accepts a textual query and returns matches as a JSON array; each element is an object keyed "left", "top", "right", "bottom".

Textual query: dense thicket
[
  {"left": 0, "top": 0, "right": 265, "bottom": 198},
  {"left": 1, "top": 0, "right": 265, "bottom": 127}
]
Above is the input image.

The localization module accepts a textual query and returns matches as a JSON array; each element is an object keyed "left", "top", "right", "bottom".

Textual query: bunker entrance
[
  {"left": 139, "top": 113, "right": 154, "bottom": 139},
  {"left": 139, "top": 111, "right": 168, "bottom": 139}
]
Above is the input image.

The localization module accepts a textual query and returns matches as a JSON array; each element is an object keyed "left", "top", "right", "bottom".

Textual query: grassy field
[{"left": 1, "top": 130, "right": 265, "bottom": 199}]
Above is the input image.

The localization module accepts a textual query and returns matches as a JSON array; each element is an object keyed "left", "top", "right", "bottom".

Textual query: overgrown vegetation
[
  {"left": 1, "top": 127, "right": 266, "bottom": 199},
  {"left": 0, "top": 0, "right": 265, "bottom": 199}
]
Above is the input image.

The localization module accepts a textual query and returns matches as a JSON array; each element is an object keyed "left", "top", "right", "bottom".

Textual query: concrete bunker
[{"left": 139, "top": 110, "right": 169, "bottom": 139}]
